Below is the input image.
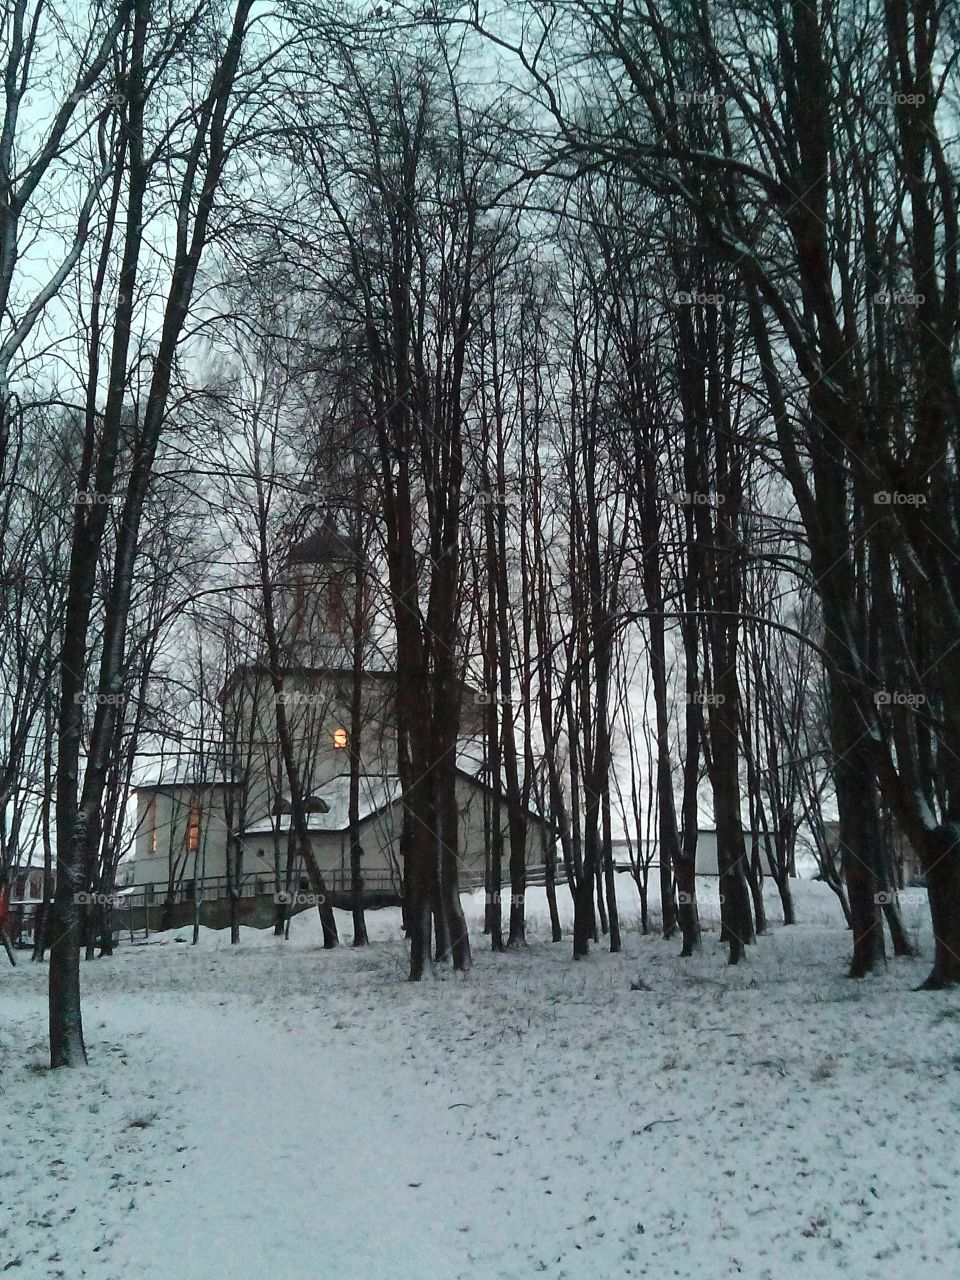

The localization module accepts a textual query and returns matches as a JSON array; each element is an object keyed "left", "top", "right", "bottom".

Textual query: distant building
[
  {"left": 822, "top": 818, "right": 925, "bottom": 887},
  {"left": 610, "top": 829, "right": 757, "bottom": 877},
  {"left": 10, "top": 866, "right": 45, "bottom": 901},
  {"left": 3, "top": 866, "right": 47, "bottom": 947}
]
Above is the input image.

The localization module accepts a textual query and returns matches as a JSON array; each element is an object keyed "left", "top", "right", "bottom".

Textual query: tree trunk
[
  {"left": 676, "top": 639, "right": 704, "bottom": 956},
  {"left": 438, "top": 759, "right": 471, "bottom": 971},
  {"left": 489, "top": 831, "right": 505, "bottom": 952},
  {"left": 881, "top": 896, "right": 915, "bottom": 958},
  {"left": 229, "top": 837, "right": 242, "bottom": 945},
  {"left": 543, "top": 827, "right": 562, "bottom": 942},
  {"left": 594, "top": 855, "right": 608, "bottom": 935},
  {"left": 746, "top": 846, "right": 767, "bottom": 936},
  {"left": 98, "top": 882, "right": 115, "bottom": 956},
  {"left": 602, "top": 782, "right": 621, "bottom": 952},
  {"left": 351, "top": 843, "right": 368, "bottom": 947},
  {"left": 774, "top": 871, "right": 796, "bottom": 926},
  {"left": 48, "top": 818, "right": 88, "bottom": 1067},
  {"left": 347, "top": 526, "right": 368, "bottom": 948},
  {"left": 917, "top": 825, "right": 960, "bottom": 988},
  {"left": 832, "top": 694, "right": 886, "bottom": 978},
  {"left": 572, "top": 854, "right": 595, "bottom": 959},
  {"left": 273, "top": 846, "right": 286, "bottom": 937}
]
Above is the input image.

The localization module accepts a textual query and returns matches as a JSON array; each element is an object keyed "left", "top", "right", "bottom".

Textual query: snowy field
[{"left": 2, "top": 876, "right": 958, "bottom": 1280}]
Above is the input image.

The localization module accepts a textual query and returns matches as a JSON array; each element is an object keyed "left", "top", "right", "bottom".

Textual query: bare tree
[{"left": 49, "top": 0, "right": 261, "bottom": 1066}]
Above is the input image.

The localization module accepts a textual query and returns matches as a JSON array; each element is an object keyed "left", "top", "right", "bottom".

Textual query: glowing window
[
  {"left": 187, "top": 802, "right": 202, "bottom": 852},
  {"left": 333, "top": 727, "right": 348, "bottom": 749}
]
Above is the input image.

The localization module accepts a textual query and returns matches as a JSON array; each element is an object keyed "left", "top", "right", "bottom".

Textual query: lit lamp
[{"left": 333, "top": 727, "right": 348, "bottom": 749}]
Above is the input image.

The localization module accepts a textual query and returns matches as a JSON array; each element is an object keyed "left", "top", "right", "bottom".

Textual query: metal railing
[{"left": 115, "top": 869, "right": 402, "bottom": 908}]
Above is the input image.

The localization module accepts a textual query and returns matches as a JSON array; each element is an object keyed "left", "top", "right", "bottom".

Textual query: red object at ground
[{"left": 0, "top": 884, "right": 9, "bottom": 929}]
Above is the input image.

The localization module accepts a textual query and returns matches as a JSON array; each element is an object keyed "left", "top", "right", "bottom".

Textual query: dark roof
[{"left": 287, "top": 517, "right": 364, "bottom": 567}]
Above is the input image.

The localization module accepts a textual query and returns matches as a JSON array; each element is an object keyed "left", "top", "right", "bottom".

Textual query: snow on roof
[
  {"left": 242, "top": 774, "right": 403, "bottom": 836},
  {"left": 133, "top": 760, "right": 233, "bottom": 789}
]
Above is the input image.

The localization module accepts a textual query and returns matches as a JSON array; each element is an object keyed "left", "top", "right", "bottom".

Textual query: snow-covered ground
[{"left": 2, "top": 877, "right": 958, "bottom": 1280}]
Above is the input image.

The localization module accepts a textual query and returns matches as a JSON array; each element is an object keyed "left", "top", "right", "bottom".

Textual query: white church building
[{"left": 121, "top": 520, "right": 552, "bottom": 923}]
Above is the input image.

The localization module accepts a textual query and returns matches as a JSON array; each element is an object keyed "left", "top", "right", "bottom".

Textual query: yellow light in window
[
  {"left": 333, "top": 727, "right": 348, "bottom": 749},
  {"left": 187, "top": 802, "right": 202, "bottom": 852}
]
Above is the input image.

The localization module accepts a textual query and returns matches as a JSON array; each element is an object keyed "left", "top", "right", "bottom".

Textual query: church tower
[{"left": 284, "top": 514, "right": 366, "bottom": 666}]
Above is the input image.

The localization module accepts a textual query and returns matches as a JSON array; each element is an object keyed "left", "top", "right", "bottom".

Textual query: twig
[{"left": 637, "top": 1117, "right": 682, "bottom": 1133}]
